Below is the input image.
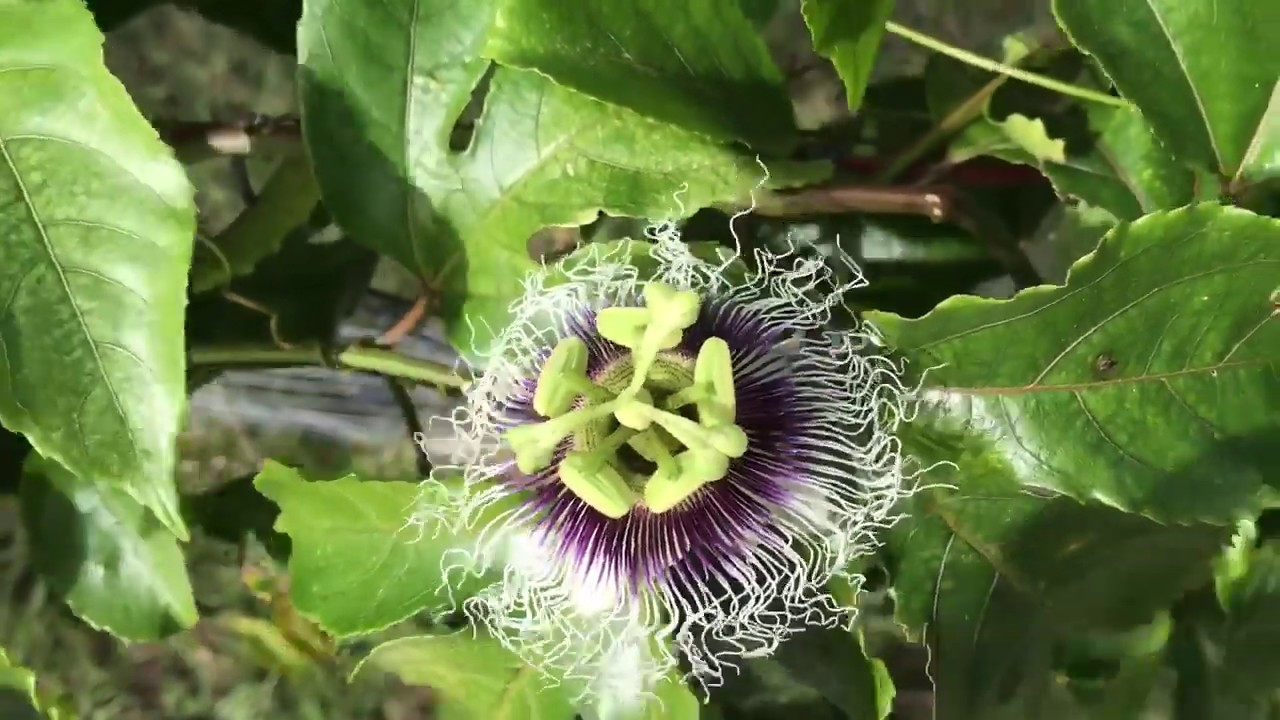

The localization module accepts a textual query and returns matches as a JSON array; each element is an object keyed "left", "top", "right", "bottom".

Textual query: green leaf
[
  {"left": 1040, "top": 105, "right": 1202, "bottom": 221},
  {"left": 1001, "top": 106, "right": 1199, "bottom": 222},
  {"left": 942, "top": 84, "right": 1199, "bottom": 220},
  {"left": 642, "top": 674, "right": 701, "bottom": 720},
  {"left": 772, "top": 627, "right": 894, "bottom": 719},
  {"left": 298, "top": 0, "right": 789, "bottom": 360},
  {"left": 189, "top": 153, "right": 321, "bottom": 293},
  {"left": 887, "top": 414, "right": 1229, "bottom": 719},
  {"left": 1172, "top": 543, "right": 1280, "bottom": 719},
  {"left": 0, "top": 647, "right": 42, "bottom": 720},
  {"left": 799, "top": 0, "right": 894, "bottom": 111},
  {"left": 995, "top": 114, "right": 1066, "bottom": 163},
  {"left": 1213, "top": 542, "right": 1280, "bottom": 715},
  {"left": 1052, "top": 0, "right": 1280, "bottom": 180},
  {"left": 356, "top": 632, "right": 576, "bottom": 720},
  {"left": 869, "top": 204, "right": 1280, "bottom": 524},
  {"left": 483, "top": 0, "right": 794, "bottom": 149},
  {"left": 254, "top": 461, "right": 492, "bottom": 637},
  {"left": 20, "top": 457, "right": 198, "bottom": 641},
  {"left": 1237, "top": 84, "right": 1280, "bottom": 188},
  {"left": 0, "top": 0, "right": 195, "bottom": 538}
]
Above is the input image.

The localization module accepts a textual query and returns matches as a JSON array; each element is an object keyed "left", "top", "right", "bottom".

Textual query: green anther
[
  {"left": 558, "top": 426, "right": 641, "bottom": 519},
  {"left": 596, "top": 282, "right": 701, "bottom": 396},
  {"left": 533, "top": 337, "right": 591, "bottom": 418},
  {"left": 693, "top": 337, "right": 736, "bottom": 426},
  {"left": 643, "top": 449, "right": 731, "bottom": 514},
  {"left": 559, "top": 456, "right": 640, "bottom": 519},
  {"left": 662, "top": 337, "right": 737, "bottom": 425},
  {"left": 505, "top": 400, "right": 619, "bottom": 474}
]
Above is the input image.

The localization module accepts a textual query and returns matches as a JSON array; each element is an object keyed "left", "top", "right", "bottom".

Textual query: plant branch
[
  {"left": 874, "top": 71, "right": 1010, "bottom": 183},
  {"left": 187, "top": 344, "right": 472, "bottom": 393},
  {"left": 156, "top": 115, "right": 302, "bottom": 164},
  {"left": 742, "top": 183, "right": 1043, "bottom": 289},
  {"left": 747, "top": 185, "right": 952, "bottom": 220},
  {"left": 884, "top": 21, "right": 1130, "bottom": 109},
  {"left": 375, "top": 294, "right": 430, "bottom": 346},
  {"left": 384, "top": 376, "right": 433, "bottom": 476}
]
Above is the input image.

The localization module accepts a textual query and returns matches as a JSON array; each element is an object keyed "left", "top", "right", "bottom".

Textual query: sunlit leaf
[
  {"left": 870, "top": 204, "right": 1280, "bottom": 523},
  {"left": 0, "top": 0, "right": 195, "bottom": 537}
]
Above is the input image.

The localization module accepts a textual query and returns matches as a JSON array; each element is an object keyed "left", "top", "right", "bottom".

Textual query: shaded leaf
[
  {"left": 484, "top": 0, "right": 794, "bottom": 149},
  {"left": 1172, "top": 542, "right": 1280, "bottom": 719},
  {"left": 932, "top": 50, "right": 1199, "bottom": 222},
  {"left": 772, "top": 627, "right": 894, "bottom": 719},
  {"left": 356, "top": 631, "right": 575, "bottom": 720},
  {"left": 1053, "top": 0, "right": 1280, "bottom": 180},
  {"left": 0, "top": 0, "right": 195, "bottom": 537},
  {"left": 298, "top": 0, "right": 798, "bottom": 359},
  {"left": 254, "top": 461, "right": 492, "bottom": 637},
  {"left": 189, "top": 153, "right": 321, "bottom": 293},
  {"left": 710, "top": 656, "right": 840, "bottom": 720},
  {"left": 886, "top": 413, "right": 1230, "bottom": 719},
  {"left": 869, "top": 204, "right": 1280, "bottom": 524},
  {"left": 182, "top": 473, "right": 290, "bottom": 560},
  {"left": 186, "top": 222, "right": 379, "bottom": 349},
  {"left": 799, "top": 0, "right": 895, "bottom": 111},
  {"left": 20, "top": 457, "right": 198, "bottom": 641}
]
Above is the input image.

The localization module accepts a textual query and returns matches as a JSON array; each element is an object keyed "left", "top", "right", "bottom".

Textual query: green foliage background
[{"left": 0, "top": 0, "right": 1276, "bottom": 718}]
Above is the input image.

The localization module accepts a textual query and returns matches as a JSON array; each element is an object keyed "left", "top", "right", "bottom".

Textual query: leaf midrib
[
  {"left": 1142, "top": 0, "right": 1223, "bottom": 171},
  {"left": 930, "top": 356, "right": 1274, "bottom": 396},
  {"left": 0, "top": 133, "right": 137, "bottom": 464}
]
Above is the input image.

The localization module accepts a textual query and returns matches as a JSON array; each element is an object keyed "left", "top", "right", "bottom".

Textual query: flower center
[{"left": 504, "top": 282, "right": 749, "bottom": 519}]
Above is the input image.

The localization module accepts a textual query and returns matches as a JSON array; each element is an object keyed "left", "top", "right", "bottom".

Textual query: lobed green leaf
[
  {"left": 298, "top": 0, "right": 800, "bottom": 361},
  {"left": 356, "top": 631, "right": 576, "bottom": 720},
  {"left": 254, "top": 461, "right": 493, "bottom": 637}
]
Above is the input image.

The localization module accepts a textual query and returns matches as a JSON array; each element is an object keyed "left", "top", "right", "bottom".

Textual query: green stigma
[{"left": 504, "top": 282, "right": 751, "bottom": 518}]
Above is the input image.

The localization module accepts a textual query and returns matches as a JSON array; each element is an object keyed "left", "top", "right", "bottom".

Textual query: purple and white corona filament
[{"left": 418, "top": 223, "right": 913, "bottom": 710}]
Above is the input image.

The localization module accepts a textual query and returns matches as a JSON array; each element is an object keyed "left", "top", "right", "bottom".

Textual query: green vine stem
[
  {"left": 883, "top": 21, "right": 1132, "bottom": 109},
  {"left": 188, "top": 344, "right": 473, "bottom": 392}
]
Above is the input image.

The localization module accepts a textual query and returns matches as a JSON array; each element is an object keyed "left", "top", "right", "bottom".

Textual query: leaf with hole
[
  {"left": 298, "top": 0, "right": 804, "bottom": 361},
  {"left": 20, "top": 457, "right": 198, "bottom": 641},
  {"left": 771, "top": 627, "right": 894, "bottom": 719},
  {"left": 1053, "top": 0, "right": 1280, "bottom": 183},
  {"left": 0, "top": 0, "right": 195, "bottom": 537},
  {"left": 870, "top": 203, "right": 1280, "bottom": 524}
]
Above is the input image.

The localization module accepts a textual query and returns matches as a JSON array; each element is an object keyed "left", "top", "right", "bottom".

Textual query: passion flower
[{"left": 417, "top": 222, "right": 913, "bottom": 712}]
